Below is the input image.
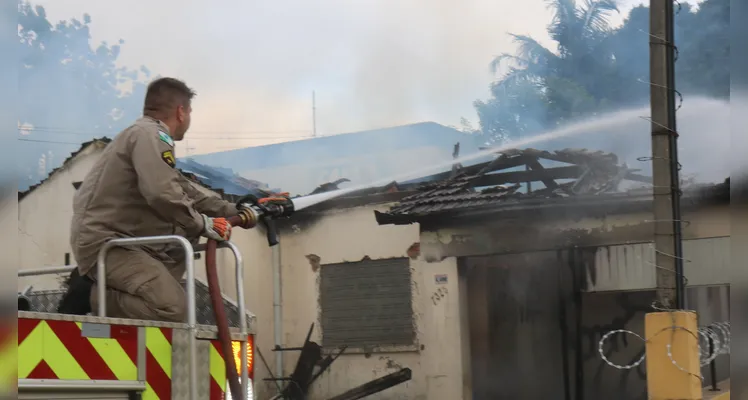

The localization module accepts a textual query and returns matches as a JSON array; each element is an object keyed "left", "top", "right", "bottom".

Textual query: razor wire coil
[{"left": 598, "top": 320, "right": 731, "bottom": 376}]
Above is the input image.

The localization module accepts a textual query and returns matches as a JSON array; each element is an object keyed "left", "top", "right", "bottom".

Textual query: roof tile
[{"left": 381, "top": 148, "right": 646, "bottom": 219}]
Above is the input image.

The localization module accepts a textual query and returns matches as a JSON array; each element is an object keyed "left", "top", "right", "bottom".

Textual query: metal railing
[
  {"left": 18, "top": 236, "right": 250, "bottom": 400},
  {"left": 18, "top": 265, "right": 76, "bottom": 277}
]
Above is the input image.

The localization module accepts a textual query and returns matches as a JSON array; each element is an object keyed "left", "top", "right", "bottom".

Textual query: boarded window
[{"left": 319, "top": 257, "right": 414, "bottom": 348}]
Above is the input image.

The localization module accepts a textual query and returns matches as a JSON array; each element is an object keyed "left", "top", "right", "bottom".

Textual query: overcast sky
[{"left": 37, "top": 0, "right": 698, "bottom": 155}]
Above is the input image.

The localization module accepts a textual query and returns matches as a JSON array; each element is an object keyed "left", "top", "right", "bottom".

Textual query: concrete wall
[
  {"left": 270, "top": 205, "right": 467, "bottom": 400},
  {"left": 1, "top": 187, "right": 18, "bottom": 301},
  {"left": 433, "top": 203, "right": 729, "bottom": 399},
  {"left": 585, "top": 237, "right": 730, "bottom": 292},
  {"left": 462, "top": 251, "right": 730, "bottom": 400},
  {"left": 420, "top": 204, "right": 730, "bottom": 262},
  {"left": 18, "top": 143, "right": 105, "bottom": 291}
]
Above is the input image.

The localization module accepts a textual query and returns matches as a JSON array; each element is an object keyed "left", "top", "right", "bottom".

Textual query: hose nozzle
[{"left": 235, "top": 191, "right": 295, "bottom": 247}]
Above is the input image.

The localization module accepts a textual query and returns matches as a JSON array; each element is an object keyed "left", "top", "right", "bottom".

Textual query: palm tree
[{"left": 489, "top": 0, "right": 620, "bottom": 123}]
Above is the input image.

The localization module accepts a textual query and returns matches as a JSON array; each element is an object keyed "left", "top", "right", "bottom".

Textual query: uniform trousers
[{"left": 88, "top": 247, "right": 188, "bottom": 322}]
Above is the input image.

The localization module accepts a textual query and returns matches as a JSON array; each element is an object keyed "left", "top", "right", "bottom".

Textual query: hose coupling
[{"left": 237, "top": 206, "right": 260, "bottom": 229}]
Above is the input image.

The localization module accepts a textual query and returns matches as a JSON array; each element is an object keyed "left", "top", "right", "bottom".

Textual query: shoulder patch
[
  {"left": 161, "top": 150, "right": 176, "bottom": 168},
  {"left": 158, "top": 131, "right": 174, "bottom": 147}
]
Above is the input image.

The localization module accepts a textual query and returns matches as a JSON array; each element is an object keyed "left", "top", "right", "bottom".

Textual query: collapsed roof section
[{"left": 374, "top": 147, "right": 655, "bottom": 225}]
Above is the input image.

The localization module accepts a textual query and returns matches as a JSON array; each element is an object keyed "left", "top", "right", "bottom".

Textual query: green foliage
[
  {"left": 17, "top": 2, "right": 153, "bottom": 189},
  {"left": 474, "top": 0, "right": 730, "bottom": 143},
  {"left": 18, "top": 2, "right": 150, "bottom": 132}
]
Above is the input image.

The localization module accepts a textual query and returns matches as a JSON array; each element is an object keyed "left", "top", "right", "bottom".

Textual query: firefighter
[{"left": 58, "top": 77, "right": 253, "bottom": 323}]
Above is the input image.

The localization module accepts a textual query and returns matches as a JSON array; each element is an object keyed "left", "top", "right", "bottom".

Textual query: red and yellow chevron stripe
[
  {"left": 209, "top": 335, "right": 255, "bottom": 400},
  {"left": 0, "top": 323, "right": 17, "bottom": 393},
  {"left": 210, "top": 340, "right": 228, "bottom": 400},
  {"left": 143, "top": 327, "right": 172, "bottom": 400},
  {"left": 18, "top": 318, "right": 138, "bottom": 381},
  {"left": 18, "top": 317, "right": 253, "bottom": 400},
  {"left": 17, "top": 318, "right": 175, "bottom": 400}
]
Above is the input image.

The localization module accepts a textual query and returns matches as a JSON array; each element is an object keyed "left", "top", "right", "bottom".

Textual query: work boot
[{"left": 57, "top": 268, "right": 94, "bottom": 315}]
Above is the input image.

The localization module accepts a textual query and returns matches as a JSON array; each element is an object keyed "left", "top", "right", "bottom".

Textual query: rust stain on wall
[
  {"left": 407, "top": 242, "right": 420, "bottom": 259},
  {"left": 306, "top": 254, "right": 321, "bottom": 272}
]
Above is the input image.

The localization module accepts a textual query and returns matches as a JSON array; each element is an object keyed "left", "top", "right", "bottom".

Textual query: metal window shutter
[{"left": 320, "top": 258, "right": 414, "bottom": 348}]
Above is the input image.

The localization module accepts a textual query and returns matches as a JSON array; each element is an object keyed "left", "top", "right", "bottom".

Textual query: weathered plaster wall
[
  {"left": 18, "top": 144, "right": 104, "bottom": 291},
  {"left": 463, "top": 251, "right": 729, "bottom": 400},
  {"left": 274, "top": 204, "right": 467, "bottom": 400},
  {"left": 1, "top": 187, "right": 18, "bottom": 298},
  {"left": 421, "top": 204, "right": 729, "bottom": 262}
]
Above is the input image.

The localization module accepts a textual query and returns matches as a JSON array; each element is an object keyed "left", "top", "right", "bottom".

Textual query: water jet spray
[{"left": 293, "top": 105, "right": 648, "bottom": 211}]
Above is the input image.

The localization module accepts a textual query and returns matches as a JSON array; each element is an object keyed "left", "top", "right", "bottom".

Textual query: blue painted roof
[
  {"left": 176, "top": 158, "right": 271, "bottom": 196},
  {"left": 187, "top": 122, "right": 482, "bottom": 196}
]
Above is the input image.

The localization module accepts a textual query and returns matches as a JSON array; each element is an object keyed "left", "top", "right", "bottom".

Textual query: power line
[
  {"left": 18, "top": 138, "right": 82, "bottom": 145},
  {"left": 177, "top": 136, "right": 314, "bottom": 140},
  {"left": 19, "top": 134, "right": 312, "bottom": 142},
  {"left": 18, "top": 136, "right": 312, "bottom": 146},
  {"left": 19, "top": 126, "right": 312, "bottom": 136}
]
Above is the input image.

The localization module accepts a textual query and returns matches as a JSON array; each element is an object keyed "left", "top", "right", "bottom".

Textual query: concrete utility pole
[{"left": 649, "top": 0, "right": 684, "bottom": 309}]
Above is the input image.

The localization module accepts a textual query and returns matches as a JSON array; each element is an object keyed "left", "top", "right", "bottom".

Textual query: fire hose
[{"left": 205, "top": 191, "right": 294, "bottom": 400}]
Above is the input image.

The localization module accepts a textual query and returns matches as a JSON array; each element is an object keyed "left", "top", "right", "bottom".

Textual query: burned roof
[
  {"left": 18, "top": 137, "right": 238, "bottom": 202},
  {"left": 374, "top": 148, "right": 659, "bottom": 225},
  {"left": 177, "top": 158, "right": 271, "bottom": 196}
]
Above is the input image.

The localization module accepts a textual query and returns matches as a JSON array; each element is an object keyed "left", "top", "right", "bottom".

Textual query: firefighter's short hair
[{"left": 143, "top": 77, "right": 196, "bottom": 118}]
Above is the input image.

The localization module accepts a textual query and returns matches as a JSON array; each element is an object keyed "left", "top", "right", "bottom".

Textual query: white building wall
[
  {"left": 18, "top": 143, "right": 105, "bottom": 291},
  {"left": 274, "top": 205, "right": 467, "bottom": 400},
  {"left": 1, "top": 187, "right": 18, "bottom": 298},
  {"left": 585, "top": 237, "right": 731, "bottom": 292}
]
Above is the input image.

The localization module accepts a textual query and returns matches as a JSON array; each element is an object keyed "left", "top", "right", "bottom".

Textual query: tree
[
  {"left": 17, "top": 2, "right": 152, "bottom": 189},
  {"left": 473, "top": 0, "right": 730, "bottom": 144},
  {"left": 473, "top": 77, "right": 548, "bottom": 142},
  {"left": 609, "top": 0, "right": 729, "bottom": 101},
  {"left": 483, "top": 0, "right": 621, "bottom": 137}
]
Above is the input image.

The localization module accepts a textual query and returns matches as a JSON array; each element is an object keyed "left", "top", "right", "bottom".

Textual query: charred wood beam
[
  {"left": 476, "top": 154, "right": 535, "bottom": 175},
  {"left": 421, "top": 155, "right": 534, "bottom": 184},
  {"left": 526, "top": 158, "right": 559, "bottom": 190},
  {"left": 471, "top": 165, "right": 582, "bottom": 188},
  {"left": 326, "top": 368, "right": 413, "bottom": 400}
]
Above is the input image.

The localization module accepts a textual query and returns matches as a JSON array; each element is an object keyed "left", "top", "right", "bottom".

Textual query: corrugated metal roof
[{"left": 176, "top": 158, "right": 270, "bottom": 196}]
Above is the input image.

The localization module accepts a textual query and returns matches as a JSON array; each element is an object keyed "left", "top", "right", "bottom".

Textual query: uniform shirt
[{"left": 70, "top": 116, "right": 238, "bottom": 275}]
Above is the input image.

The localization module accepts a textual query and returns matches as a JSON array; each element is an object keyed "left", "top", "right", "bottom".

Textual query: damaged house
[
  {"left": 369, "top": 148, "right": 730, "bottom": 400},
  {"left": 267, "top": 147, "right": 728, "bottom": 400},
  {"left": 16, "top": 140, "right": 730, "bottom": 400}
]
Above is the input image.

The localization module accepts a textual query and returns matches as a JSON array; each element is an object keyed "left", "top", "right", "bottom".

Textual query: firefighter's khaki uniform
[{"left": 70, "top": 116, "right": 238, "bottom": 322}]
